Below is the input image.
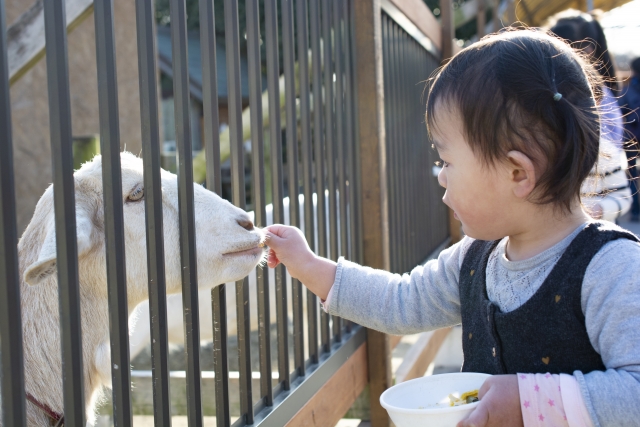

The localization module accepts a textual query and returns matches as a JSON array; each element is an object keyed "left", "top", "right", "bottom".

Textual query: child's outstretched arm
[
  {"left": 266, "top": 225, "right": 471, "bottom": 336},
  {"left": 265, "top": 224, "right": 337, "bottom": 300}
]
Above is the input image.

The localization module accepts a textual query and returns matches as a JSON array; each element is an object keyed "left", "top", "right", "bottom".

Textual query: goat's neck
[{"left": 21, "top": 275, "right": 110, "bottom": 424}]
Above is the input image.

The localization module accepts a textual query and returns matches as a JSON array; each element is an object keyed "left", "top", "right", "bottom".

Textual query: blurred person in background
[
  {"left": 548, "top": 10, "right": 631, "bottom": 223},
  {"left": 619, "top": 57, "right": 640, "bottom": 221}
]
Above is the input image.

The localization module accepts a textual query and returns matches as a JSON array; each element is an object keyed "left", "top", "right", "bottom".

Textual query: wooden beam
[
  {"left": 7, "top": 0, "right": 94, "bottom": 86},
  {"left": 394, "top": 328, "right": 451, "bottom": 384},
  {"left": 440, "top": 0, "right": 454, "bottom": 63},
  {"left": 386, "top": 0, "right": 441, "bottom": 52},
  {"left": 285, "top": 343, "right": 369, "bottom": 427}
]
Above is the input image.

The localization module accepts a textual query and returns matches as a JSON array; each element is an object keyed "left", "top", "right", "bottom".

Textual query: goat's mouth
[{"left": 222, "top": 246, "right": 264, "bottom": 257}]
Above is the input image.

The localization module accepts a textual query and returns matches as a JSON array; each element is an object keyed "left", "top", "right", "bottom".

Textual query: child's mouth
[{"left": 453, "top": 211, "right": 459, "bottom": 220}]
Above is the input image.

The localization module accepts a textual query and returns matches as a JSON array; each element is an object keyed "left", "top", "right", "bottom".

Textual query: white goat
[
  {"left": 128, "top": 193, "right": 334, "bottom": 361},
  {"left": 12, "top": 152, "right": 265, "bottom": 426}
]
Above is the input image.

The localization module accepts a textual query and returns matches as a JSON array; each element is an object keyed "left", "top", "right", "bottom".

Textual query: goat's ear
[{"left": 24, "top": 210, "right": 94, "bottom": 286}]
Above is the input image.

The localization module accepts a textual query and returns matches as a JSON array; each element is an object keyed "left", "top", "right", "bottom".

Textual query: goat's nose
[{"left": 237, "top": 218, "right": 254, "bottom": 231}]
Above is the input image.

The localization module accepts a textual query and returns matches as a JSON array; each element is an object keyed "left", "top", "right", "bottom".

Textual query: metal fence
[
  {"left": 381, "top": 10, "right": 449, "bottom": 274},
  {"left": 0, "top": 0, "right": 449, "bottom": 426}
]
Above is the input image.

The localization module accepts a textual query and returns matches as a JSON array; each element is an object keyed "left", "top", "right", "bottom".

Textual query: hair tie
[{"left": 553, "top": 92, "right": 563, "bottom": 101}]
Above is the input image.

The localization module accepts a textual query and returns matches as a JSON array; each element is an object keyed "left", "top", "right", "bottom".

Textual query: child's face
[{"left": 432, "top": 105, "right": 520, "bottom": 241}]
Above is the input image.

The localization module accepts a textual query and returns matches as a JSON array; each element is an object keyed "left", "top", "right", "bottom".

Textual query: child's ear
[{"left": 506, "top": 151, "right": 536, "bottom": 199}]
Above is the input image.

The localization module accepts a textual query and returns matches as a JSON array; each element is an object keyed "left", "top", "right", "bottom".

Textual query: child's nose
[{"left": 437, "top": 168, "right": 447, "bottom": 188}]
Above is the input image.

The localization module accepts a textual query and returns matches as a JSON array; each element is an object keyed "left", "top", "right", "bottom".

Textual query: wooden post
[
  {"left": 354, "top": 1, "right": 391, "bottom": 426},
  {"left": 440, "top": 0, "right": 454, "bottom": 63},
  {"left": 577, "top": 0, "right": 588, "bottom": 12},
  {"left": 492, "top": 0, "right": 501, "bottom": 32},
  {"left": 477, "top": 0, "right": 486, "bottom": 39},
  {"left": 507, "top": 0, "right": 517, "bottom": 25}
]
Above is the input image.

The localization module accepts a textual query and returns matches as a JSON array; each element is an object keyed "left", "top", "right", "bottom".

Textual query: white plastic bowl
[{"left": 380, "top": 372, "right": 491, "bottom": 427}]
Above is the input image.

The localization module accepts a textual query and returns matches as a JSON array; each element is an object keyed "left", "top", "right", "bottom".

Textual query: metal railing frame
[{"left": 0, "top": 0, "right": 460, "bottom": 426}]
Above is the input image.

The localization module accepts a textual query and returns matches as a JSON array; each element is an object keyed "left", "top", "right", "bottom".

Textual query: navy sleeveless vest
[{"left": 459, "top": 222, "right": 638, "bottom": 374}]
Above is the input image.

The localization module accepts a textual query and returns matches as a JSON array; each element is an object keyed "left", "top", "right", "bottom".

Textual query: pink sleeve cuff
[
  {"left": 518, "top": 373, "right": 593, "bottom": 427},
  {"left": 518, "top": 373, "right": 567, "bottom": 426},
  {"left": 560, "top": 374, "right": 594, "bottom": 427}
]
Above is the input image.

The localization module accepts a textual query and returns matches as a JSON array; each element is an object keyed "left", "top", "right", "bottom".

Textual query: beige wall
[{"left": 8, "top": 0, "right": 144, "bottom": 235}]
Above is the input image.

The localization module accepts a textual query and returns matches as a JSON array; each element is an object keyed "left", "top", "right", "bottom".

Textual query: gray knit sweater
[{"left": 325, "top": 222, "right": 640, "bottom": 427}]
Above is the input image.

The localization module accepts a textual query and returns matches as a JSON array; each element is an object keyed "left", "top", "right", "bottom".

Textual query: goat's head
[{"left": 21, "top": 152, "right": 265, "bottom": 306}]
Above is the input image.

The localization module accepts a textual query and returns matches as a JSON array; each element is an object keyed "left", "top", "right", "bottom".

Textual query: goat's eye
[{"left": 128, "top": 185, "right": 144, "bottom": 202}]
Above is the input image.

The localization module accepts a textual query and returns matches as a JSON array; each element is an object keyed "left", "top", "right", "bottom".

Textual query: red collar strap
[{"left": 26, "top": 392, "right": 64, "bottom": 427}]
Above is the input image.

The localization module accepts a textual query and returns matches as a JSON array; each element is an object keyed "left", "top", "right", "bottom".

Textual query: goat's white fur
[
  {"left": 12, "top": 153, "right": 264, "bottom": 426},
  {"left": 127, "top": 194, "right": 335, "bottom": 360}
]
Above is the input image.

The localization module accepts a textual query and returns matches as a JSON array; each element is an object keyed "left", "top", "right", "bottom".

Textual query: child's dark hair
[{"left": 426, "top": 29, "right": 601, "bottom": 212}]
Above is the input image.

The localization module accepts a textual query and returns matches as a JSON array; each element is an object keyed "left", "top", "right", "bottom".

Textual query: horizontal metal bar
[{"left": 130, "top": 371, "right": 281, "bottom": 379}]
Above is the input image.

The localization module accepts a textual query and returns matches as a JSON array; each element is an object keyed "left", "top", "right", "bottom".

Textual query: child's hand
[
  {"left": 457, "top": 375, "right": 523, "bottom": 427},
  {"left": 265, "top": 225, "right": 314, "bottom": 276},
  {"left": 265, "top": 224, "right": 337, "bottom": 300}
]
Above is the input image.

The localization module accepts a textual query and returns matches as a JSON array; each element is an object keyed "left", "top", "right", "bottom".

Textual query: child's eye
[{"left": 435, "top": 160, "right": 449, "bottom": 167}]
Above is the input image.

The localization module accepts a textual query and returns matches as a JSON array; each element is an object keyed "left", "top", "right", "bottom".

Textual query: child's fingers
[
  {"left": 457, "top": 403, "right": 489, "bottom": 427},
  {"left": 264, "top": 230, "right": 286, "bottom": 251},
  {"left": 267, "top": 248, "right": 280, "bottom": 268},
  {"left": 265, "top": 224, "right": 291, "bottom": 238}
]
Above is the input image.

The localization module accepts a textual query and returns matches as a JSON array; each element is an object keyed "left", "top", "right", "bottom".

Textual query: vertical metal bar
[
  {"left": 417, "top": 43, "right": 424, "bottom": 259},
  {"left": 382, "top": 13, "right": 397, "bottom": 272},
  {"left": 169, "top": 0, "right": 204, "bottom": 424},
  {"left": 296, "top": 0, "right": 319, "bottom": 364},
  {"left": 281, "top": 0, "right": 306, "bottom": 376},
  {"left": 322, "top": 0, "right": 337, "bottom": 264},
  {"left": 224, "top": 0, "right": 253, "bottom": 422},
  {"left": 341, "top": 0, "right": 354, "bottom": 333},
  {"left": 264, "top": 0, "right": 290, "bottom": 392},
  {"left": 134, "top": 0, "right": 172, "bottom": 425},
  {"left": 407, "top": 36, "right": 415, "bottom": 266},
  {"left": 344, "top": 0, "right": 355, "bottom": 262},
  {"left": 349, "top": 0, "right": 364, "bottom": 266},
  {"left": 323, "top": 0, "right": 342, "bottom": 342},
  {"left": 411, "top": 40, "right": 420, "bottom": 265},
  {"left": 43, "top": 1, "right": 86, "bottom": 424},
  {"left": 309, "top": 0, "right": 331, "bottom": 354},
  {"left": 388, "top": 19, "right": 400, "bottom": 273},
  {"left": 246, "top": 0, "right": 273, "bottom": 408},
  {"left": 199, "top": 0, "right": 230, "bottom": 424},
  {"left": 94, "top": 0, "right": 132, "bottom": 425},
  {"left": 0, "top": 0, "right": 26, "bottom": 424},
  {"left": 334, "top": 0, "right": 347, "bottom": 267},
  {"left": 396, "top": 23, "right": 408, "bottom": 272},
  {"left": 200, "top": 0, "right": 222, "bottom": 197}
]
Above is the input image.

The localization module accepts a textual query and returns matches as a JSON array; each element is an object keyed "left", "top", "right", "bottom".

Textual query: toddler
[{"left": 265, "top": 29, "right": 640, "bottom": 427}]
